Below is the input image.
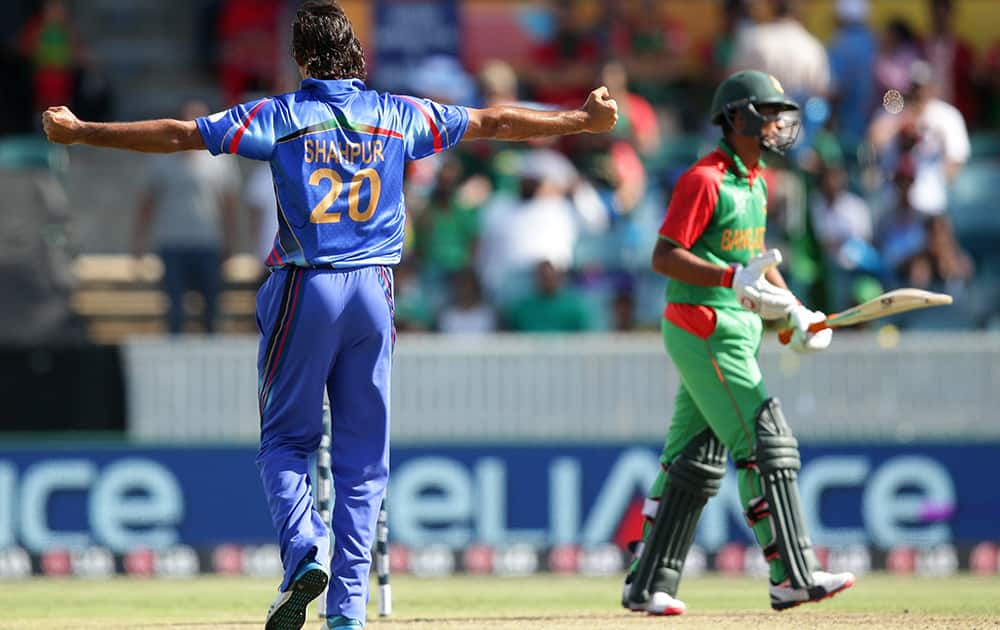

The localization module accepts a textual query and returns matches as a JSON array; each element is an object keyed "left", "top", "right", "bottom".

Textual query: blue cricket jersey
[{"left": 196, "top": 78, "right": 469, "bottom": 268}]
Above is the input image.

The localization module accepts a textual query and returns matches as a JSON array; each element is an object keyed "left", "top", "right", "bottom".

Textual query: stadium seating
[
  {"left": 949, "top": 158, "right": 1000, "bottom": 261},
  {"left": 970, "top": 131, "right": 1000, "bottom": 160},
  {"left": 70, "top": 254, "right": 261, "bottom": 343},
  {"left": 0, "top": 135, "right": 68, "bottom": 172},
  {"left": 0, "top": 141, "right": 77, "bottom": 344},
  {"left": 74, "top": 0, "right": 220, "bottom": 119}
]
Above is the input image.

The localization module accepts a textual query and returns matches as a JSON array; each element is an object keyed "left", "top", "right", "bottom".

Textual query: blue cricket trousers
[{"left": 255, "top": 265, "right": 394, "bottom": 622}]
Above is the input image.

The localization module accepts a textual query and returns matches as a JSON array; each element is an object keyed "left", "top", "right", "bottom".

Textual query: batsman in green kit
[{"left": 621, "top": 71, "right": 856, "bottom": 616}]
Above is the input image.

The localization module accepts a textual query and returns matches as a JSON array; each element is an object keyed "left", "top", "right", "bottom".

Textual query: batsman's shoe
[
  {"left": 621, "top": 583, "right": 686, "bottom": 616},
  {"left": 769, "top": 570, "right": 856, "bottom": 611},
  {"left": 265, "top": 560, "right": 329, "bottom": 630},
  {"left": 326, "top": 615, "right": 363, "bottom": 629}
]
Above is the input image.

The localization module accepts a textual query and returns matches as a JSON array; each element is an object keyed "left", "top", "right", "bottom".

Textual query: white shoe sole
[
  {"left": 771, "top": 574, "right": 857, "bottom": 611},
  {"left": 622, "top": 591, "right": 685, "bottom": 616}
]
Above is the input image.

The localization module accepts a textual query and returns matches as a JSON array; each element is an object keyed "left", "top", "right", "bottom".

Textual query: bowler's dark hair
[{"left": 292, "top": 0, "right": 367, "bottom": 81}]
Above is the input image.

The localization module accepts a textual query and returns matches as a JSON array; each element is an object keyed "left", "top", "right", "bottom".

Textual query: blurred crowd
[
  {"left": 3, "top": 0, "right": 1000, "bottom": 335},
  {"left": 384, "top": 0, "right": 1000, "bottom": 333}
]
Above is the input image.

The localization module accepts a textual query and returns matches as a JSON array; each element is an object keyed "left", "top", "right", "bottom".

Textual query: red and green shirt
[{"left": 658, "top": 140, "right": 769, "bottom": 310}]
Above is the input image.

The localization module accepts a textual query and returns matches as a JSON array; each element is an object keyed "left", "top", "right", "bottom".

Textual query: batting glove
[
  {"left": 728, "top": 249, "right": 797, "bottom": 320},
  {"left": 787, "top": 304, "right": 833, "bottom": 353}
]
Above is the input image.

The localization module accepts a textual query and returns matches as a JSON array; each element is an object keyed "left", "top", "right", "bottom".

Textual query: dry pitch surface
[{"left": 3, "top": 574, "right": 999, "bottom": 629}]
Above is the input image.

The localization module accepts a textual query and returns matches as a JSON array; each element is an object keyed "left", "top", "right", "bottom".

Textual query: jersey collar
[
  {"left": 301, "top": 78, "right": 366, "bottom": 96},
  {"left": 717, "top": 139, "right": 765, "bottom": 180}
]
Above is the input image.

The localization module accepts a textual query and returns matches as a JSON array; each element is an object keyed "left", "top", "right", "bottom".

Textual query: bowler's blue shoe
[
  {"left": 264, "top": 560, "right": 329, "bottom": 630},
  {"left": 327, "top": 615, "right": 363, "bottom": 628}
]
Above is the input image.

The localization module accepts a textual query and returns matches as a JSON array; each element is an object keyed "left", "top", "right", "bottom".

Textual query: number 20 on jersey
[{"left": 309, "top": 168, "right": 382, "bottom": 224}]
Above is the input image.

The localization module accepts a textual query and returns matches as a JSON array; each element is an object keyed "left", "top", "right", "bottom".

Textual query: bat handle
[{"left": 777, "top": 320, "right": 829, "bottom": 345}]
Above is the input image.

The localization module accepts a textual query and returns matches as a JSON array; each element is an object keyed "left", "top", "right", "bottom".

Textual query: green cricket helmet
[{"left": 710, "top": 70, "right": 801, "bottom": 154}]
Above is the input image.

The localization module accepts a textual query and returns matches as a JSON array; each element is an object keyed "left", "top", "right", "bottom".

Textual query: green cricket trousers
[{"left": 641, "top": 306, "right": 789, "bottom": 584}]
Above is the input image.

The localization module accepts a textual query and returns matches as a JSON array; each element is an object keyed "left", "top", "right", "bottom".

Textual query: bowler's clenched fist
[
  {"left": 42, "top": 106, "right": 83, "bottom": 145},
  {"left": 582, "top": 86, "right": 619, "bottom": 133}
]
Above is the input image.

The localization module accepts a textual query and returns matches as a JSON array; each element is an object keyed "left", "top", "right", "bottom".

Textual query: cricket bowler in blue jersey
[{"left": 42, "top": 2, "right": 618, "bottom": 628}]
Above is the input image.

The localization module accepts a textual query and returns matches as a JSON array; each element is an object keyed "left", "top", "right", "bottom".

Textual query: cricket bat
[{"left": 778, "top": 288, "right": 953, "bottom": 344}]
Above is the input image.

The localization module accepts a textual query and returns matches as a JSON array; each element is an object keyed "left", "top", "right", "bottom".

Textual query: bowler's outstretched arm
[
  {"left": 463, "top": 86, "right": 618, "bottom": 141},
  {"left": 42, "top": 106, "right": 205, "bottom": 153}
]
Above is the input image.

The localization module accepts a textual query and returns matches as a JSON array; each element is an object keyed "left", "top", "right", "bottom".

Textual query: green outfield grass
[{"left": 3, "top": 574, "right": 999, "bottom": 629}]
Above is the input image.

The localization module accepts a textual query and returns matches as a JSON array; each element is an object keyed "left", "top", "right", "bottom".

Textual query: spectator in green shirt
[
  {"left": 413, "top": 157, "right": 481, "bottom": 276},
  {"left": 504, "top": 260, "right": 596, "bottom": 332}
]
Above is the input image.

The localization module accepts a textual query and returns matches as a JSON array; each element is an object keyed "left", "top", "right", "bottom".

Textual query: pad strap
[
  {"left": 762, "top": 542, "right": 780, "bottom": 562},
  {"left": 735, "top": 456, "right": 757, "bottom": 470},
  {"left": 745, "top": 496, "right": 770, "bottom": 527}
]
